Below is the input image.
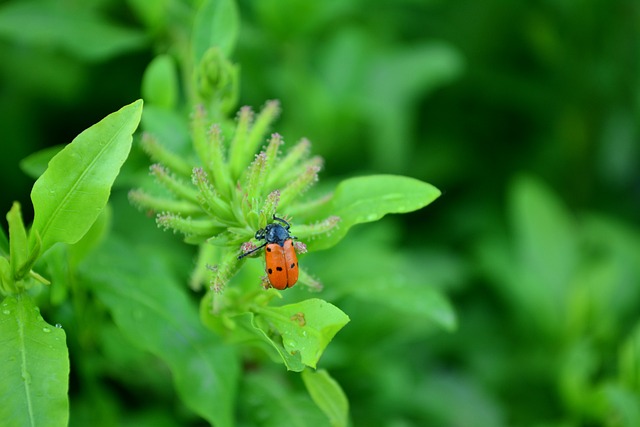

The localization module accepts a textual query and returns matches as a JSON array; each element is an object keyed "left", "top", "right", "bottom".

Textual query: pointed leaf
[
  {"left": 309, "top": 175, "right": 440, "bottom": 251},
  {"left": 259, "top": 299, "right": 350, "bottom": 370},
  {"left": 30, "top": 100, "right": 143, "bottom": 255},
  {"left": 0, "top": 294, "right": 69, "bottom": 427},
  {"left": 7, "top": 202, "right": 28, "bottom": 279},
  {"left": 510, "top": 175, "right": 578, "bottom": 290},
  {"left": 142, "top": 54, "right": 178, "bottom": 109},
  {"left": 507, "top": 175, "right": 578, "bottom": 332},
  {"left": 302, "top": 369, "right": 349, "bottom": 427}
]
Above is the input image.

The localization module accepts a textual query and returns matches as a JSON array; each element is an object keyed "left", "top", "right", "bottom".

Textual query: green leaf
[
  {"left": 0, "top": 294, "right": 69, "bottom": 427},
  {"left": 352, "top": 279, "right": 456, "bottom": 332},
  {"left": 508, "top": 175, "right": 578, "bottom": 332},
  {"left": 20, "top": 145, "right": 65, "bottom": 180},
  {"left": 310, "top": 175, "right": 441, "bottom": 251},
  {"left": 302, "top": 369, "right": 349, "bottom": 427},
  {"left": 203, "top": 296, "right": 350, "bottom": 372},
  {"left": 142, "top": 55, "right": 179, "bottom": 109},
  {"left": 232, "top": 310, "right": 307, "bottom": 371},
  {"left": 192, "top": 0, "right": 239, "bottom": 61},
  {"left": 510, "top": 175, "right": 578, "bottom": 290},
  {"left": 30, "top": 99, "right": 143, "bottom": 255},
  {"left": 81, "top": 238, "right": 239, "bottom": 427},
  {"left": 7, "top": 202, "right": 28, "bottom": 279},
  {"left": 315, "top": 225, "right": 457, "bottom": 331},
  {"left": 240, "top": 370, "right": 331, "bottom": 427},
  {"left": 258, "top": 299, "right": 350, "bottom": 370},
  {"left": 0, "top": 1, "right": 147, "bottom": 61}
]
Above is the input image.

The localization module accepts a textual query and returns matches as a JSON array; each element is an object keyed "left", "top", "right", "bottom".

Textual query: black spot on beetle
[
  {"left": 276, "top": 266, "right": 283, "bottom": 271},
  {"left": 266, "top": 247, "right": 272, "bottom": 252},
  {"left": 290, "top": 263, "right": 295, "bottom": 268},
  {"left": 267, "top": 268, "right": 273, "bottom": 274}
]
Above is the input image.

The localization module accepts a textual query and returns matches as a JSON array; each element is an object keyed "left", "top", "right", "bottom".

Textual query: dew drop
[
  {"left": 42, "top": 327, "right": 51, "bottom": 333},
  {"left": 2, "top": 309, "right": 10, "bottom": 315},
  {"left": 55, "top": 323, "right": 62, "bottom": 329}
]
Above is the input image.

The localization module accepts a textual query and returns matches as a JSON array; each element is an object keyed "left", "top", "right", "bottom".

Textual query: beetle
[{"left": 238, "top": 215, "right": 299, "bottom": 290}]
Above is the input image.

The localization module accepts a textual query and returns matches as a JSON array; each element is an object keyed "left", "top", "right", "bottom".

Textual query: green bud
[
  {"left": 141, "top": 133, "right": 193, "bottom": 177},
  {"left": 128, "top": 189, "right": 202, "bottom": 216},
  {"left": 194, "top": 47, "right": 239, "bottom": 115}
]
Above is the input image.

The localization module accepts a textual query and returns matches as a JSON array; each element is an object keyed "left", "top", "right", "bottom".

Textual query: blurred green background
[{"left": 1, "top": 0, "right": 639, "bottom": 425}]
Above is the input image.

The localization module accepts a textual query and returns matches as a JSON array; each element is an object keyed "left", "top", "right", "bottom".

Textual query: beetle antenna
[
  {"left": 272, "top": 214, "right": 291, "bottom": 229},
  {"left": 238, "top": 242, "right": 267, "bottom": 260}
]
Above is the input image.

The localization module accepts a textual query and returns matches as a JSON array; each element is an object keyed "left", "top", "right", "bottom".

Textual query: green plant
[
  {"left": 0, "top": 1, "right": 444, "bottom": 426},
  {"left": 0, "top": 100, "right": 143, "bottom": 426}
]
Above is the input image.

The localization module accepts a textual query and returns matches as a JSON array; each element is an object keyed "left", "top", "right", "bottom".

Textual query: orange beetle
[{"left": 238, "top": 215, "right": 299, "bottom": 289}]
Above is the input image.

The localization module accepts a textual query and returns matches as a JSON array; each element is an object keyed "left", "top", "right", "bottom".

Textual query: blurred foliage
[{"left": 1, "top": 0, "right": 639, "bottom": 426}]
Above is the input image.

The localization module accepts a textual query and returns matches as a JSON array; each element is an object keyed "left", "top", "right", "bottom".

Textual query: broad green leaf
[
  {"left": 202, "top": 295, "right": 349, "bottom": 371},
  {"left": 0, "top": 294, "right": 69, "bottom": 427},
  {"left": 240, "top": 371, "right": 331, "bottom": 427},
  {"left": 142, "top": 55, "right": 178, "bottom": 109},
  {"left": 81, "top": 238, "right": 239, "bottom": 427},
  {"left": 302, "top": 369, "right": 349, "bottom": 427},
  {"left": 350, "top": 279, "right": 456, "bottom": 332},
  {"left": 192, "top": 0, "right": 239, "bottom": 61},
  {"left": 235, "top": 311, "right": 306, "bottom": 372},
  {"left": 30, "top": 99, "right": 143, "bottom": 255},
  {"left": 258, "top": 299, "right": 350, "bottom": 370},
  {"left": 510, "top": 175, "right": 578, "bottom": 290},
  {"left": 20, "top": 145, "right": 65, "bottom": 180},
  {"left": 7, "top": 202, "right": 28, "bottom": 279},
  {"left": 309, "top": 175, "right": 440, "bottom": 251},
  {"left": 0, "top": 1, "right": 147, "bottom": 61},
  {"left": 314, "top": 226, "right": 457, "bottom": 331},
  {"left": 508, "top": 175, "right": 578, "bottom": 333},
  {"left": 199, "top": 283, "right": 305, "bottom": 370}
]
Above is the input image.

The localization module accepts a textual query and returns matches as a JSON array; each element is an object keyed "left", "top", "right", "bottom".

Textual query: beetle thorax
[{"left": 264, "top": 223, "right": 290, "bottom": 246}]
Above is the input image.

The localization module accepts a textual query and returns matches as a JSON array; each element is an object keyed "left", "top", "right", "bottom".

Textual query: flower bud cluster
[{"left": 130, "top": 102, "right": 340, "bottom": 293}]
